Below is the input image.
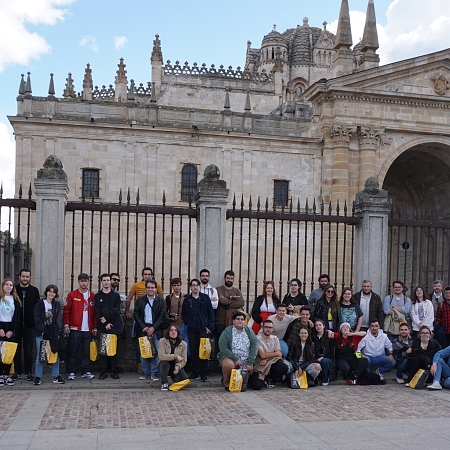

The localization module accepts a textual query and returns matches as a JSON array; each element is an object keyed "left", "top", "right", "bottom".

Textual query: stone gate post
[
  {"left": 34, "top": 156, "right": 69, "bottom": 294},
  {"left": 354, "top": 177, "right": 392, "bottom": 297},
  {"left": 195, "top": 165, "right": 229, "bottom": 288}
]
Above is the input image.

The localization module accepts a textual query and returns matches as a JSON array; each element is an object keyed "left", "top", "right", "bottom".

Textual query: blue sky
[{"left": 1, "top": 0, "right": 449, "bottom": 196}]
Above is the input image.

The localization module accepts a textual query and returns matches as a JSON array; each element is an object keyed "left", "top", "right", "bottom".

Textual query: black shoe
[
  {"left": 11, "top": 373, "right": 20, "bottom": 381},
  {"left": 111, "top": 373, "right": 119, "bottom": 379},
  {"left": 53, "top": 376, "right": 65, "bottom": 384},
  {"left": 26, "top": 373, "right": 33, "bottom": 381},
  {"left": 99, "top": 372, "right": 108, "bottom": 380},
  {"left": 34, "top": 377, "right": 41, "bottom": 385},
  {"left": 200, "top": 374, "right": 208, "bottom": 382},
  {"left": 189, "top": 373, "right": 199, "bottom": 380}
]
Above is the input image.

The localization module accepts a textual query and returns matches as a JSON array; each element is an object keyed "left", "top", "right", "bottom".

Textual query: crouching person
[
  {"left": 249, "top": 320, "right": 288, "bottom": 389},
  {"left": 158, "top": 325, "right": 187, "bottom": 391},
  {"left": 217, "top": 310, "right": 259, "bottom": 389},
  {"left": 287, "top": 326, "right": 321, "bottom": 385}
]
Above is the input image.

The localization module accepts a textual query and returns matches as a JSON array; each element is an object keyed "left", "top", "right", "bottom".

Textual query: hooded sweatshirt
[{"left": 357, "top": 329, "right": 392, "bottom": 357}]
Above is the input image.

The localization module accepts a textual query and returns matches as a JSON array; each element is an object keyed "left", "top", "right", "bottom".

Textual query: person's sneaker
[
  {"left": 427, "top": 380, "right": 443, "bottom": 390},
  {"left": 99, "top": 372, "right": 108, "bottom": 380},
  {"left": 322, "top": 382, "right": 329, "bottom": 386},
  {"left": 139, "top": 374, "right": 150, "bottom": 380},
  {"left": 11, "top": 373, "right": 20, "bottom": 381},
  {"left": 161, "top": 383, "right": 169, "bottom": 391},
  {"left": 189, "top": 373, "right": 199, "bottom": 380},
  {"left": 68, "top": 373, "right": 76, "bottom": 380},
  {"left": 375, "top": 368, "right": 384, "bottom": 381},
  {"left": 346, "top": 379, "right": 358, "bottom": 385},
  {"left": 151, "top": 375, "right": 160, "bottom": 381},
  {"left": 0, "top": 378, "right": 4, "bottom": 387},
  {"left": 81, "top": 372, "right": 95, "bottom": 379},
  {"left": 264, "top": 380, "right": 275, "bottom": 388},
  {"left": 405, "top": 383, "right": 410, "bottom": 387},
  {"left": 33, "top": 377, "right": 41, "bottom": 385},
  {"left": 5, "top": 377, "right": 14, "bottom": 386},
  {"left": 396, "top": 377, "right": 405, "bottom": 384},
  {"left": 53, "top": 376, "right": 65, "bottom": 384},
  {"left": 26, "top": 373, "right": 33, "bottom": 381},
  {"left": 200, "top": 374, "right": 208, "bottom": 382},
  {"left": 111, "top": 373, "right": 120, "bottom": 379}
]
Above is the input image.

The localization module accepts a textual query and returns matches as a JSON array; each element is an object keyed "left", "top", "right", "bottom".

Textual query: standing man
[
  {"left": 353, "top": 280, "right": 384, "bottom": 331},
  {"left": 383, "top": 280, "right": 412, "bottom": 340},
  {"left": 200, "top": 269, "right": 218, "bottom": 310},
  {"left": 13, "top": 268, "right": 40, "bottom": 381},
  {"left": 215, "top": 270, "right": 244, "bottom": 339},
  {"left": 430, "top": 280, "right": 446, "bottom": 347},
  {"left": 63, "top": 273, "right": 97, "bottom": 380},
  {"left": 308, "top": 274, "right": 330, "bottom": 314},
  {"left": 134, "top": 279, "right": 168, "bottom": 381},
  {"left": 181, "top": 279, "right": 215, "bottom": 382},
  {"left": 436, "top": 287, "right": 450, "bottom": 347},
  {"left": 282, "top": 278, "right": 308, "bottom": 314},
  {"left": 165, "top": 278, "right": 188, "bottom": 345},
  {"left": 109, "top": 272, "right": 125, "bottom": 374},
  {"left": 94, "top": 274, "right": 124, "bottom": 380}
]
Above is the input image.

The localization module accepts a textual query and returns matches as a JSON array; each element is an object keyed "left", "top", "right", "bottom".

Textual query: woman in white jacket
[{"left": 411, "top": 285, "right": 434, "bottom": 336}]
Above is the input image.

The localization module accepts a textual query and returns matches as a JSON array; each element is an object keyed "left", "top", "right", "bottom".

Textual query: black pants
[
  {"left": 407, "top": 356, "right": 432, "bottom": 383},
  {"left": 0, "top": 321, "right": 15, "bottom": 376},
  {"left": 100, "top": 354, "right": 118, "bottom": 373},
  {"left": 337, "top": 357, "right": 369, "bottom": 379},
  {"left": 13, "top": 326, "right": 35, "bottom": 375},
  {"left": 187, "top": 330, "right": 209, "bottom": 376},
  {"left": 158, "top": 361, "right": 187, "bottom": 384},
  {"left": 249, "top": 359, "right": 289, "bottom": 390}
]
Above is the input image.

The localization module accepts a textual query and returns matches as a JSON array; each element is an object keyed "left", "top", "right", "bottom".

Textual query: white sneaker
[
  {"left": 322, "top": 382, "right": 329, "bottom": 386},
  {"left": 427, "top": 380, "right": 443, "bottom": 390},
  {"left": 375, "top": 369, "right": 384, "bottom": 381},
  {"left": 396, "top": 377, "right": 405, "bottom": 384},
  {"left": 68, "top": 373, "right": 76, "bottom": 380},
  {"left": 81, "top": 372, "right": 95, "bottom": 379}
]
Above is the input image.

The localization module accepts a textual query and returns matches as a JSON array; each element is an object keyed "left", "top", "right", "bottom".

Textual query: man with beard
[{"left": 308, "top": 274, "right": 330, "bottom": 314}]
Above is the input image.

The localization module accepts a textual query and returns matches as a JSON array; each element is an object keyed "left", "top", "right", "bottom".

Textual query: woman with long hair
[
  {"left": 251, "top": 281, "right": 280, "bottom": 335},
  {"left": 313, "top": 284, "right": 339, "bottom": 331},
  {"left": 312, "top": 319, "right": 335, "bottom": 385},
  {"left": 0, "top": 278, "right": 21, "bottom": 386},
  {"left": 33, "top": 284, "right": 65, "bottom": 385},
  {"left": 158, "top": 324, "right": 188, "bottom": 391},
  {"left": 287, "top": 326, "right": 321, "bottom": 384},
  {"left": 338, "top": 287, "right": 363, "bottom": 332},
  {"left": 410, "top": 285, "right": 434, "bottom": 337}
]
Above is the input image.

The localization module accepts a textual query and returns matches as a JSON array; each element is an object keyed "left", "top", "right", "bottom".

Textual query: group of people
[{"left": 3, "top": 267, "right": 450, "bottom": 391}]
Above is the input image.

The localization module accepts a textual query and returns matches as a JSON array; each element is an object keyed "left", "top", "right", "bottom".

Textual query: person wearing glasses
[
  {"left": 282, "top": 278, "right": 308, "bottom": 314},
  {"left": 217, "top": 310, "right": 258, "bottom": 390},
  {"left": 181, "top": 279, "right": 215, "bottom": 382},
  {"left": 383, "top": 280, "right": 412, "bottom": 340},
  {"left": 410, "top": 285, "right": 434, "bottom": 337},
  {"left": 406, "top": 325, "right": 441, "bottom": 387},
  {"left": 313, "top": 285, "right": 340, "bottom": 331}
]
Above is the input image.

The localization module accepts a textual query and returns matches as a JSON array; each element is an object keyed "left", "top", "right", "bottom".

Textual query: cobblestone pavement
[{"left": 0, "top": 393, "right": 30, "bottom": 431}]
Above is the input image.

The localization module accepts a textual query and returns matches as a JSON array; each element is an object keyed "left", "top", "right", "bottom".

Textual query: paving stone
[{"left": 0, "top": 393, "right": 30, "bottom": 431}]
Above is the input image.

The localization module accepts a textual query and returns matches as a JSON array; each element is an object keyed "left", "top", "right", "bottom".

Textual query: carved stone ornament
[
  {"left": 431, "top": 74, "right": 449, "bottom": 96},
  {"left": 330, "top": 123, "right": 357, "bottom": 143},
  {"left": 37, "top": 155, "right": 67, "bottom": 180},
  {"left": 358, "top": 126, "right": 385, "bottom": 146}
]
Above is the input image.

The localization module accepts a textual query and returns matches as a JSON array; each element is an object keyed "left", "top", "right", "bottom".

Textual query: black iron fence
[{"left": 226, "top": 195, "right": 358, "bottom": 311}]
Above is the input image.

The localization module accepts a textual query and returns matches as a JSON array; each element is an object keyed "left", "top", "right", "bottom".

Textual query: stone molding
[{"left": 330, "top": 123, "right": 391, "bottom": 148}]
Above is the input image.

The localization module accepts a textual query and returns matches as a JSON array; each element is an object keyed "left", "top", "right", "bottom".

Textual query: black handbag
[
  {"left": 290, "top": 373, "right": 300, "bottom": 389},
  {"left": 148, "top": 334, "right": 158, "bottom": 357},
  {"left": 409, "top": 369, "right": 430, "bottom": 389}
]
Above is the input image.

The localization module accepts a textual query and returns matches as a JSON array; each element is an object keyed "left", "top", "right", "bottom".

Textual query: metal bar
[
  {"left": 89, "top": 208, "right": 95, "bottom": 288},
  {"left": 178, "top": 215, "right": 183, "bottom": 280},
  {"left": 271, "top": 218, "right": 275, "bottom": 283},
  {"left": 303, "top": 218, "right": 307, "bottom": 294},
  {"left": 170, "top": 214, "right": 174, "bottom": 281},
  {"left": 187, "top": 213, "right": 192, "bottom": 284},
  {"left": 246, "top": 213, "right": 252, "bottom": 313},
  {"left": 80, "top": 209, "right": 85, "bottom": 277},
  {"left": 134, "top": 211, "right": 139, "bottom": 284},
  {"left": 143, "top": 213, "right": 148, "bottom": 271},
  {"left": 99, "top": 211, "right": 104, "bottom": 276},
  {"left": 440, "top": 227, "right": 445, "bottom": 283},
  {"left": 152, "top": 214, "right": 157, "bottom": 275},
  {"left": 161, "top": 212, "right": 166, "bottom": 293},
  {"left": 342, "top": 222, "right": 347, "bottom": 290},
  {"left": 70, "top": 211, "right": 75, "bottom": 291},
  {"left": 403, "top": 225, "right": 408, "bottom": 285},
  {"left": 238, "top": 216, "right": 243, "bottom": 291},
  {"left": 334, "top": 222, "right": 339, "bottom": 289},
  {"left": 254, "top": 215, "right": 260, "bottom": 307},
  {"left": 125, "top": 209, "right": 130, "bottom": 294},
  {"left": 279, "top": 218, "right": 284, "bottom": 297},
  {"left": 434, "top": 226, "right": 438, "bottom": 283}
]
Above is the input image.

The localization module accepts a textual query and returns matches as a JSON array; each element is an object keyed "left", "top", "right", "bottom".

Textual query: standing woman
[
  {"left": 313, "top": 284, "right": 340, "bottom": 331},
  {"left": 34, "top": 284, "right": 65, "bottom": 385},
  {"left": 410, "top": 285, "right": 434, "bottom": 337},
  {"left": 339, "top": 287, "right": 363, "bottom": 332},
  {"left": 0, "top": 279, "right": 21, "bottom": 386},
  {"left": 251, "top": 281, "right": 280, "bottom": 335}
]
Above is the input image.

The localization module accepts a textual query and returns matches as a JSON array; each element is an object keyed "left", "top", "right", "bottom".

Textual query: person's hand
[
  {"left": 387, "top": 354, "right": 394, "bottom": 362},
  {"left": 173, "top": 368, "right": 179, "bottom": 375},
  {"left": 295, "top": 369, "right": 302, "bottom": 378},
  {"left": 245, "top": 365, "right": 253, "bottom": 371},
  {"left": 406, "top": 348, "right": 412, "bottom": 354},
  {"left": 388, "top": 310, "right": 392, "bottom": 315},
  {"left": 5, "top": 331, "right": 13, "bottom": 338},
  {"left": 235, "top": 359, "right": 242, "bottom": 367},
  {"left": 176, "top": 355, "right": 184, "bottom": 362},
  {"left": 105, "top": 323, "right": 112, "bottom": 331},
  {"left": 260, "top": 359, "right": 267, "bottom": 366},
  {"left": 308, "top": 320, "right": 314, "bottom": 328},
  {"left": 0, "top": 329, "right": 5, "bottom": 337},
  {"left": 393, "top": 306, "right": 402, "bottom": 312},
  {"left": 317, "top": 357, "right": 323, "bottom": 362},
  {"left": 287, "top": 304, "right": 294, "bottom": 311},
  {"left": 327, "top": 330, "right": 334, "bottom": 338},
  {"left": 100, "top": 317, "right": 107, "bottom": 324},
  {"left": 274, "top": 350, "right": 282, "bottom": 358},
  {"left": 361, "top": 353, "right": 368, "bottom": 359},
  {"left": 205, "top": 327, "right": 211, "bottom": 334},
  {"left": 430, "top": 362, "right": 437, "bottom": 376},
  {"left": 126, "top": 312, "right": 133, "bottom": 320},
  {"left": 147, "top": 326, "right": 155, "bottom": 336}
]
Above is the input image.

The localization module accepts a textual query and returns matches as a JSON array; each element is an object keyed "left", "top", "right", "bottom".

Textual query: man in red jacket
[{"left": 63, "top": 273, "right": 97, "bottom": 380}]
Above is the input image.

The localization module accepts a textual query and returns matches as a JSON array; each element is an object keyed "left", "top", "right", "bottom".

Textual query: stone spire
[
  {"left": 18, "top": 74, "right": 25, "bottom": 95},
  {"left": 128, "top": 79, "right": 135, "bottom": 101},
  {"left": 115, "top": 58, "right": 128, "bottom": 102},
  {"left": 63, "top": 73, "right": 76, "bottom": 98},
  {"left": 334, "top": 0, "right": 352, "bottom": 50},
  {"left": 151, "top": 34, "right": 163, "bottom": 62},
  {"left": 244, "top": 92, "right": 251, "bottom": 111},
  {"left": 115, "top": 58, "right": 127, "bottom": 84},
  {"left": 25, "top": 72, "right": 32, "bottom": 96},
  {"left": 224, "top": 91, "right": 230, "bottom": 109},
  {"left": 82, "top": 63, "right": 93, "bottom": 100},
  {"left": 151, "top": 34, "right": 163, "bottom": 98},
  {"left": 48, "top": 73, "right": 55, "bottom": 96},
  {"left": 361, "top": 0, "right": 379, "bottom": 52}
]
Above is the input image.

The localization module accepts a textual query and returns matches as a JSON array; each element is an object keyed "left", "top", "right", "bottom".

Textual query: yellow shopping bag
[
  {"left": 138, "top": 336, "right": 153, "bottom": 358},
  {"left": 299, "top": 370, "right": 308, "bottom": 389},
  {"left": 168, "top": 379, "right": 191, "bottom": 391},
  {"left": 0, "top": 341, "right": 18, "bottom": 365},
  {"left": 229, "top": 368, "right": 243, "bottom": 392},
  {"left": 199, "top": 337, "right": 211, "bottom": 360},
  {"left": 90, "top": 340, "right": 99, "bottom": 361},
  {"left": 48, "top": 350, "right": 58, "bottom": 365},
  {"left": 99, "top": 333, "right": 117, "bottom": 356}
]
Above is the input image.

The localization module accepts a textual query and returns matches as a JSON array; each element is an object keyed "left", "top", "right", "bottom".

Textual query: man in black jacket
[
  {"left": 14, "top": 268, "right": 40, "bottom": 381},
  {"left": 134, "top": 279, "right": 168, "bottom": 381},
  {"left": 94, "top": 274, "right": 123, "bottom": 380},
  {"left": 352, "top": 280, "right": 384, "bottom": 331}
]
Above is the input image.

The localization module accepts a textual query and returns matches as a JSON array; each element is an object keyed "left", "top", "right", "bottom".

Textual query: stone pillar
[
  {"left": 354, "top": 177, "right": 392, "bottom": 297},
  {"left": 195, "top": 165, "right": 229, "bottom": 288},
  {"left": 34, "top": 156, "right": 69, "bottom": 294},
  {"left": 358, "top": 126, "right": 386, "bottom": 191}
]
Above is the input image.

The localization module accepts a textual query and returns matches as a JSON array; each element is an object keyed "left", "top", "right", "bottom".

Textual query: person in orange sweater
[{"left": 63, "top": 273, "right": 97, "bottom": 380}]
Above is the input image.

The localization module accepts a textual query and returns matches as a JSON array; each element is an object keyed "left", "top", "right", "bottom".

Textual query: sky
[{"left": 0, "top": 0, "right": 450, "bottom": 198}]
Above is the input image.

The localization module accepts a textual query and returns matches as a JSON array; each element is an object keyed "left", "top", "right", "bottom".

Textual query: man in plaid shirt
[{"left": 436, "top": 287, "right": 450, "bottom": 347}]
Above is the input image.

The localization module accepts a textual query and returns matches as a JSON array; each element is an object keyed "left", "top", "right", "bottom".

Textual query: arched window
[{"left": 181, "top": 164, "right": 198, "bottom": 202}]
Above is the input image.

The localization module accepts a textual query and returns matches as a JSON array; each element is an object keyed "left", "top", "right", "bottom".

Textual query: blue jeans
[
  {"left": 366, "top": 354, "right": 396, "bottom": 374},
  {"left": 279, "top": 339, "right": 288, "bottom": 358},
  {"left": 318, "top": 357, "right": 331, "bottom": 383},
  {"left": 141, "top": 337, "right": 159, "bottom": 376},
  {"left": 396, "top": 358, "right": 408, "bottom": 379},
  {"left": 35, "top": 335, "right": 60, "bottom": 378},
  {"left": 434, "top": 358, "right": 450, "bottom": 386}
]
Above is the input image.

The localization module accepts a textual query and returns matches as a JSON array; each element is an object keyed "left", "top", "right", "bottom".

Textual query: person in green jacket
[{"left": 217, "top": 310, "right": 259, "bottom": 389}]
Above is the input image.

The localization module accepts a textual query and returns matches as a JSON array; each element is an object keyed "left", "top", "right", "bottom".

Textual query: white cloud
[
  {"left": 79, "top": 35, "right": 99, "bottom": 53},
  {"left": 114, "top": 36, "right": 128, "bottom": 50},
  {"left": 0, "top": 0, "right": 74, "bottom": 72},
  {"left": 0, "top": 123, "right": 16, "bottom": 199}
]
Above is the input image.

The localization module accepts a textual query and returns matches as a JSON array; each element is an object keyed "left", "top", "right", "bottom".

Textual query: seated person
[
  {"left": 428, "top": 344, "right": 450, "bottom": 390},
  {"left": 217, "top": 310, "right": 259, "bottom": 389},
  {"left": 392, "top": 322, "right": 413, "bottom": 384},
  {"left": 158, "top": 325, "right": 188, "bottom": 391},
  {"left": 406, "top": 325, "right": 441, "bottom": 387},
  {"left": 357, "top": 319, "right": 396, "bottom": 381},
  {"left": 249, "top": 320, "right": 288, "bottom": 390},
  {"left": 268, "top": 304, "right": 297, "bottom": 358},
  {"left": 287, "top": 326, "right": 321, "bottom": 385},
  {"left": 283, "top": 305, "right": 314, "bottom": 348},
  {"left": 312, "top": 319, "right": 335, "bottom": 385},
  {"left": 331, "top": 322, "right": 367, "bottom": 385}
]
